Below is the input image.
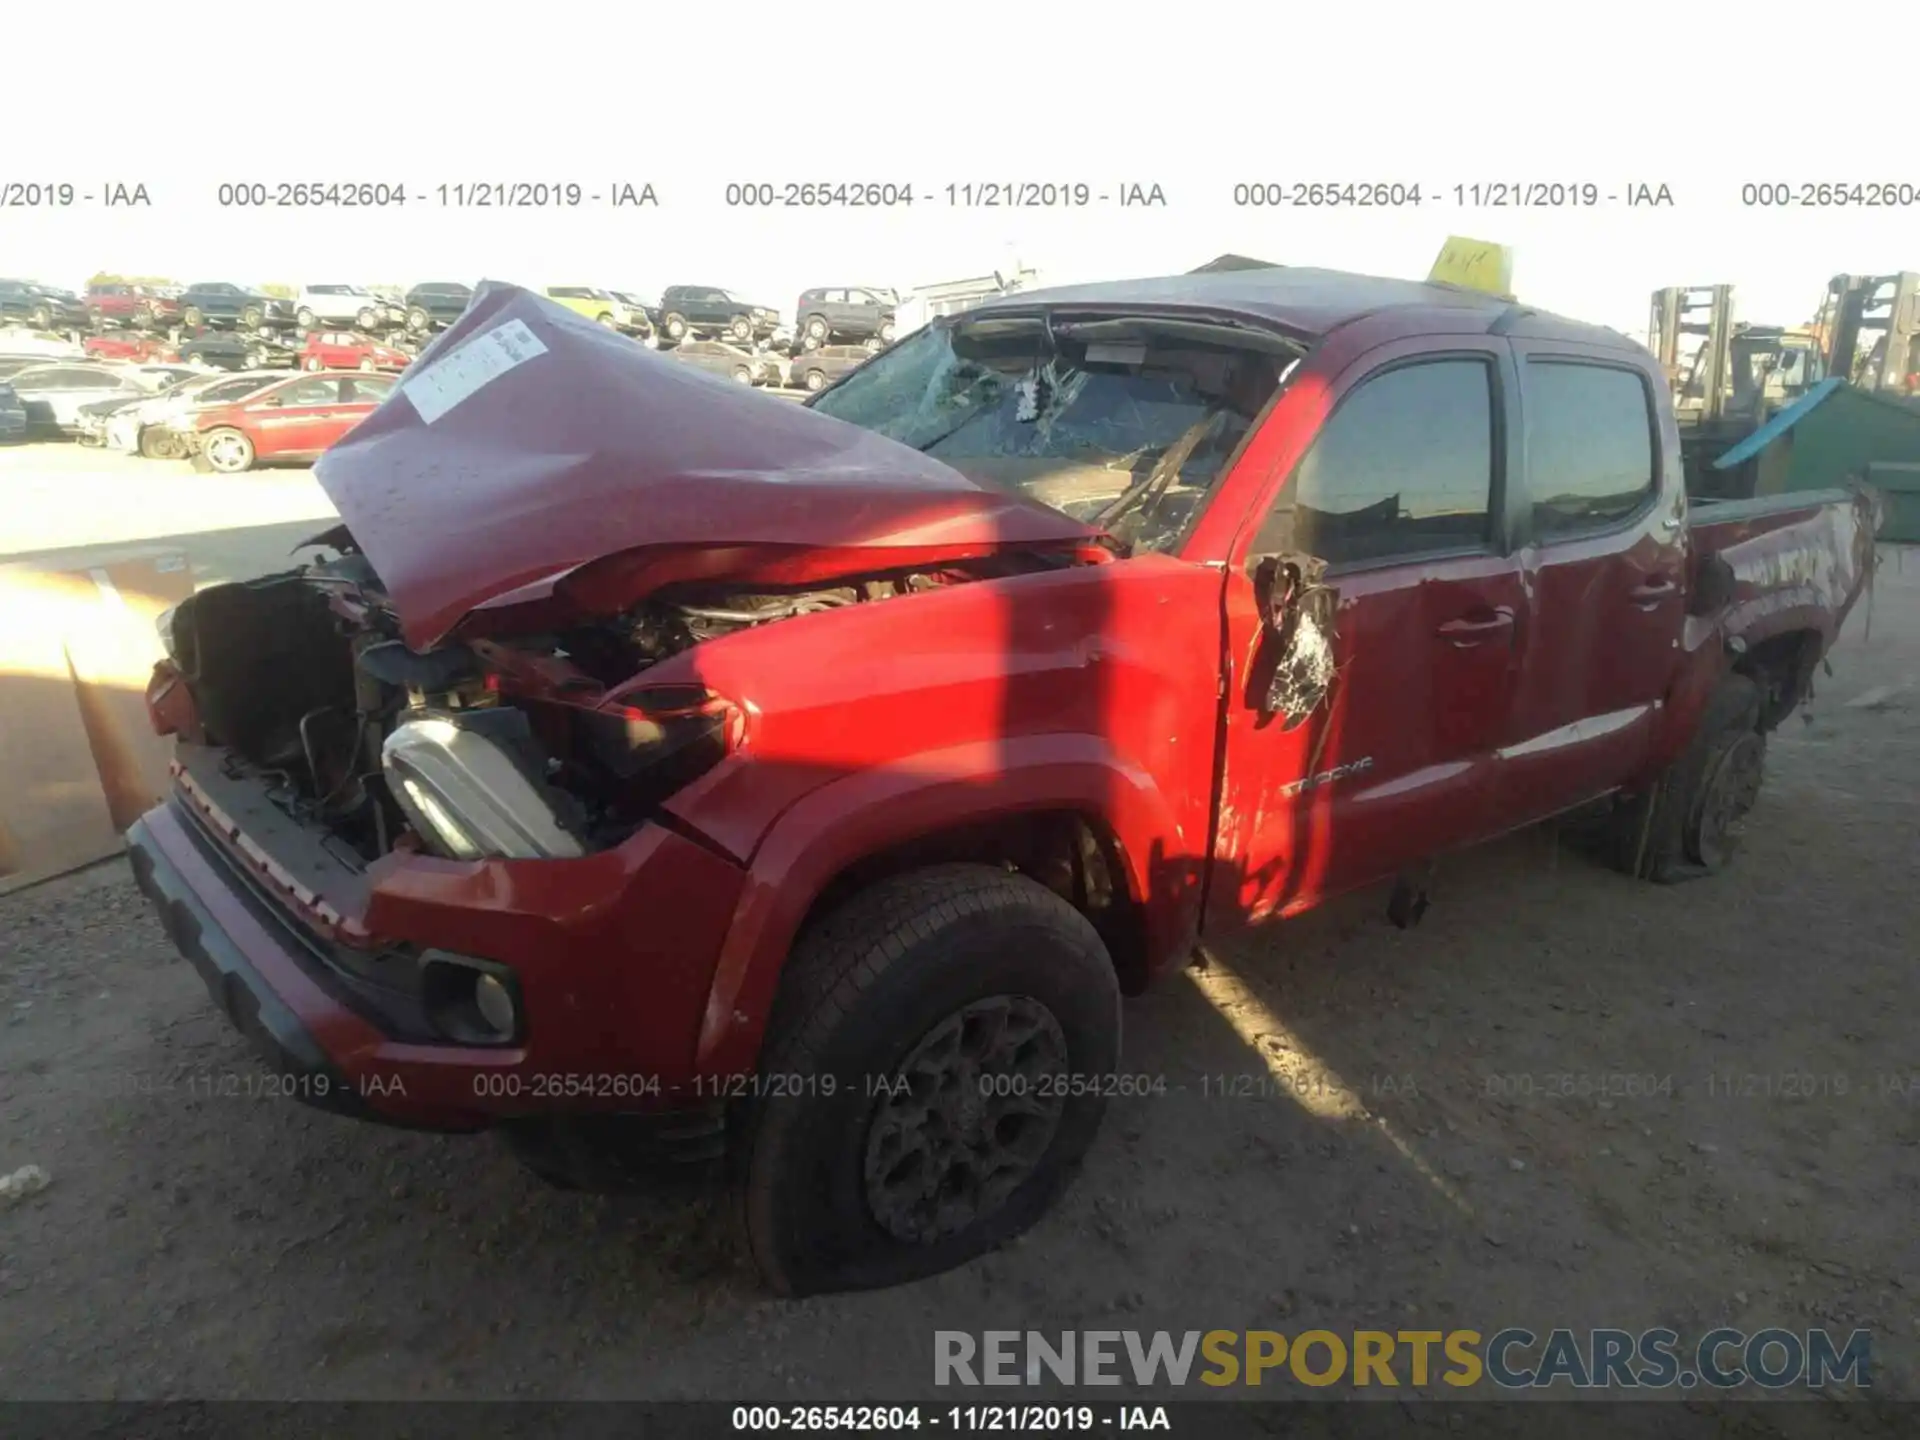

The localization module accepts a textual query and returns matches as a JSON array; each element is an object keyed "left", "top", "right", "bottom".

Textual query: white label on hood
[{"left": 403, "top": 318, "right": 547, "bottom": 425}]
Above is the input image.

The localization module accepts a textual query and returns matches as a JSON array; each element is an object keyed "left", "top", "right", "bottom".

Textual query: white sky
[{"left": 5, "top": 0, "right": 1913, "bottom": 340}]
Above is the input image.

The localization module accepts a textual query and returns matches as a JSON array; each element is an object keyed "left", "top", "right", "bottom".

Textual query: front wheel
[
  {"left": 201, "top": 427, "right": 256, "bottom": 473},
  {"left": 664, "top": 313, "right": 688, "bottom": 341},
  {"left": 359, "top": 357, "right": 377, "bottom": 372},
  {"left": 182, "top": 306, "right": 203, "bottom": 328},
  {"left": 728, "top": 314, "right": 753, "bottom": 342},
  {"left": 240, "top": 306, "right": 264, "bottom": 329},
  {"left": 804, "top": 368, "right": 827, "bottom": 392},
  {"left": 138, "top": 427, "right": 182, "bottom": 460},
  {"left": 296, "top": 308, "right": 317, "bottom": 329},
  {"left": 29, "top": 306, "right": 51, "bottom": 329},
  {"left": 738, "top": 864, "right": 1120, "bottom": 1296},
  {"left": 1611, "top": 674, "right": 1765, "bottom": 883}
]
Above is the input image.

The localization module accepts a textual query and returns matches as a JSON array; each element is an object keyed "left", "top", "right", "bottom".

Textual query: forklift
[
  {"left": 1816, "top": 272, "right": 1920, "bottom": 397},
  {"left": 1649, "top": 284, "right": 1826, "bottom": 493}
]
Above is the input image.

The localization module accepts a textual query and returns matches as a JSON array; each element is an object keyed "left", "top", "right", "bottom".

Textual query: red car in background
[
  {"left": 188, "top": 370, "right": 396, "bottom": 472},
  {"left": 87, "top": 283, "right": 182, "bottom": 329},
  {"left": 85, "top": 333, "right": 180, "bottom": 363},
  {"left": 298, "top": 331, "right": 411, "bottom": 373}
]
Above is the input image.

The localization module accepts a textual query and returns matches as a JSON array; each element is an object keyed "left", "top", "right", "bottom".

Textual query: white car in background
[
  {"left": 7, "top": 363, "right": 162, "bottom": 433},
  {"left": 294, "top": 285, "right": 400, "bottom": 332},
  {"left": 107, "top": 369, "right": 282, "bottom": 458},
  {"left": 0, "top": 325, "right": 85, "bottom": 358}
]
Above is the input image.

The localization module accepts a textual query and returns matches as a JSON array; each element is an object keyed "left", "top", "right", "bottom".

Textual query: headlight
[
  {"left": 572, "top": 685, "right": 736, "bottom": 808},
  {"left": 382, "top": 712, "right": 587, "bottom": 861},
  {"left": 155, "top": 605, "right": 177, "bottom": 655}
]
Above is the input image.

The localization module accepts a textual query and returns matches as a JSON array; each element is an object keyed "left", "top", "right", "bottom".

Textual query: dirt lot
[{"left": 2, "top": 551, "right": 1918, "bottom": 1412}]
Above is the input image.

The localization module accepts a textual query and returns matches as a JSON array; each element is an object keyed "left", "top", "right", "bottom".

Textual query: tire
[
  {"left": 597, "top": 312, "right": 619, "bottom": 328},
  {"left": 202, "top": 427, "right": 256, "bottom": 473},
  {"left": 138, "top": 427, "right": 182, "bottom": 460},
  {"left": 664, "top": 313, "right": 688, "bottom": 341},
  {"left": 407, "top": 307, "right": 429, "bottom": 333},
  {"left": 879, "top": 321, "right": 896, "bottom": 343},
  {"left": 357, "top": 307, "right": 380, "bottom": 329},
  {"left": 183, "top": 306, "right": 203, "bottom": 328},
  {"left": 801, "top": 332, "right": 822, "bottom": 352},
  {"left": 803, "top": 315, "right": 829, "bottom": 343},
  {"left": 296, "top": 307, "right": 317, "bottom": 329},
  {"left": 1611, "top": 674, "right": 1766, "bottom": 884},
  {"left": 738, "top": 863, "right": 1121, "bottom": 1296},
  {"left": 240, "top": 305, "right": 263, "bottom": 329},
  {"left": 804, "top": 368, "right": 827, "bottom": 392},
  {"left": 731, "top": 366, "right": 753, "bottom": 384},
  {"left": 359, "top": 357, "right": 377, "bottom": 372},
  {"left": 304, "top": 356, "right": 323, "bottom": 371},
  {"left": 728, "top": 314, "right": 752, "bottom": 342}
]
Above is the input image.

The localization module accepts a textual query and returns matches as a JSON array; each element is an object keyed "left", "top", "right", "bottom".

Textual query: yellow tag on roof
[{"left": 1427, "top": 237, "right": 1514, "bottom": 298}]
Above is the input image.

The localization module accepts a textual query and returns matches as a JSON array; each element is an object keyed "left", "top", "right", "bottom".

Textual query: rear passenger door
[
  {"left": 1212, "top": 337, "right": 1529, "bottom": 924},
  {"left": 1496, "top": 342, "right": 1686, "bottom": 823}
]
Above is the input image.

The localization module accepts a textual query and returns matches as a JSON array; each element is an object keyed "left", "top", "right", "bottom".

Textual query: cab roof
[{"left": 967, "top": 265, "right": 1633, "bottom": 348}]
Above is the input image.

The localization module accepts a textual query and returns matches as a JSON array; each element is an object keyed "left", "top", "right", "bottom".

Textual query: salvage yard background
[{"left": 2, "top": 436, "right": 1918, "bottom": 1410}]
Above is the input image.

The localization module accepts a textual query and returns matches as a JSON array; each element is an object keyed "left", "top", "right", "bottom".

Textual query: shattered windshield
[{"left": 809, "top": 315, "right": 1295, "bottom": 553}]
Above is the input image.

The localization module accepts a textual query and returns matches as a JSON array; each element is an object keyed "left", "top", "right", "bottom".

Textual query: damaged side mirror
[{"left": 1251, "top": 553, "right": 1337, "bottom": 728}]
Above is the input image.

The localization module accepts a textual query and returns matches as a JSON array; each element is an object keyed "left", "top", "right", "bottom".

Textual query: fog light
[
  {"left": 474, "top": 974, "right": 516, "bottom": 1036},
  {"left": 420, "top": 950, "right": 521, "bottom": 1045}
]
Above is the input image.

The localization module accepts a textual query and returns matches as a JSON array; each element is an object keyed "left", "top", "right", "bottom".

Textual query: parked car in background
[
  {"left": 7, "top": 362, "right": 163, "bottom": 434},
  {"left": 0, "top": 280, "right": 89, "bottom": 331},
  {"left": 609, "top": 291, "right": 660, "bottom": 340},
  {"left": 0, "top": 382, "right": 25, "bottom": 443},
  {"left": 794, "top": 287, "right": 897, "bottom": 350},
  {"left": 110, "top": 370, "right": 283, "bottom": 458},
  {"left": 87, "top": 282, "right": 184, "bottom": 329},
  {"left": 657, "top": 285, "right": 780, "bottom": 344},
  {"left": 787, "top": 343, "right": 876, "bottom": 393},
  {"left": 544, "top": 287, "right": 633, "bottom": 328},
  {"left": 178, "top": 282, "right": 296, "bottom": 331},
  {"left": 666, "top": 339, "right": 775, "bottom": 385},
  {"left": 299, "top": 331, "right": 410, "bottom": 372},
  {"left": 0, "top": 328, "right": 85, "bottom": 359},
  {"left": 296, "top": 285, "right": 402, "bottom": 332},
  {"left": 177, "top": 331, "right": 299, "bottom": 372},
  {"left": 404, "top": 282, "right": 472, "bottom": 333},
  {"left": 85, "top": 333, "right": 179, "bottom": 363},
  {"left": 186, "top": 370, "right": 396, "bottom": 472}
]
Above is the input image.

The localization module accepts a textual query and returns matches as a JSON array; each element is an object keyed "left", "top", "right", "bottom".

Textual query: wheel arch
[{"left": 693, "top": 740, "right": 1197, "bottom": 1074}]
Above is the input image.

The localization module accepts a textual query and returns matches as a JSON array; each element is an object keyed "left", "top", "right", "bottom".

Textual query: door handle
[
  {"left": 1629, "top": 578, "right": 1677, "bottom": 605},
  {"left": 1660, "top": 516, "right": 1683, "bottom": 533},
  {"left": 1435, "top": 608, "right": 1515, "bottom": 646}
]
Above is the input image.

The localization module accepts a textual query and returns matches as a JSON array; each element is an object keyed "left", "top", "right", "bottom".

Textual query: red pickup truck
[{"left": 128, "top": 278, "right": 1879, "bottom": 1295}]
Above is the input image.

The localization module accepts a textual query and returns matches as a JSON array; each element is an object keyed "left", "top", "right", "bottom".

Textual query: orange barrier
[{"left": 0, "top": 547, "right": 193, "bottom": 895}]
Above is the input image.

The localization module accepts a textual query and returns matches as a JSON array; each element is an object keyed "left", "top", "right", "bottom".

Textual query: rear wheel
[
  {"left": 359, "top": 357, "right": 377, "bottom": 372},
  {"left": 803, "top": 315, "right": 829, "bottom": 344},
  {"left": 296, "top": 307, "right": 317, "bottom": 330},
  {"left": 804, "top": 368, "right": 827, "bottom": 392},
  {"left": 1611, "top": 674, "right": 1766, "bottom": 883},
  {"left": 407, "top": 306, "right": 430, "bottom": 333},
  {"left": 29, "top": 305, "right": 50, "bottom": 329},
  {"left": 664, "top": 313, "right": 688, "bottom": 341},
  {"left": 357, "top": 307, "right": 381, "bottom": 329},
  {"left": 738, "top": 864, "right": 1120, "bottom": 1296},
  {"left": 597, "top": 312, "right": 619, "bottom": 328},
  {"left": 728, "top": 314, "right": 753, "bottom": 342},
  {"left": 183, "top": 306, "right": 204, "bottom": 328},
  {"left": 731, "top": 365, "right": 752, "bottom": 384},
  {"left": 202, "top": 427, "right": 256, "bottom": 474}
]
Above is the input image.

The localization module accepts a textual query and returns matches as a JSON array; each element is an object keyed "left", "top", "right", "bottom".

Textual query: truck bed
[{"left": 1688, "top": 483, "right": 1883, "bottom": 658}]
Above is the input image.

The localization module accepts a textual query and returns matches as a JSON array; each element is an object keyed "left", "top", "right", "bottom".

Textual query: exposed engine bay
[{"left": 160, "top": 542, "right": 1042, "bottom": 867}]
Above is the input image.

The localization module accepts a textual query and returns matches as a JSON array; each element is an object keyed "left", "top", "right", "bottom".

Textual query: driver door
[{"left": 1208, "top": 338, "right": 1529, "bottom": 926}]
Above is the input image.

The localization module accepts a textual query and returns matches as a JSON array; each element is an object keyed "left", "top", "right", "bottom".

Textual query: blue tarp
[{"left": 1711, "top": 377, "right": 1844, "bottom": 470}]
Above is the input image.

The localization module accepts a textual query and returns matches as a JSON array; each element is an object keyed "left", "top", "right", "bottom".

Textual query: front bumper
[
  {"left": 124, "top": 758, "right": 750, "bottom": 1135},
  {"left": 128, "top": 809, "right": 385, "bottom": 1124}
]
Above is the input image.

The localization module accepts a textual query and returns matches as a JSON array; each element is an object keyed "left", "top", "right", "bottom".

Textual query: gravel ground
[{"left": 2, "top": 554, "right": 1917, "bottom": 1413}]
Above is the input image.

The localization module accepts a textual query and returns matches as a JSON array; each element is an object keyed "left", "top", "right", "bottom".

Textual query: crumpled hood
[{"left": 314, "top": 281, "right": 1102, "bottom": 651}]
